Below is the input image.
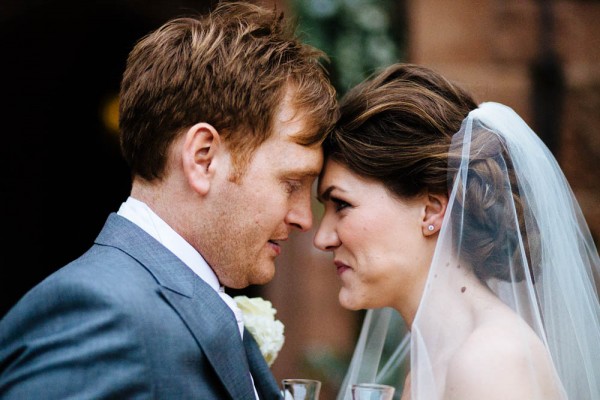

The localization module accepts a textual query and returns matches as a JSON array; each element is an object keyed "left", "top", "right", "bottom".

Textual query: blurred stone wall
[{"left": 408, "top": 0, "right": 600, "bottom": 238}]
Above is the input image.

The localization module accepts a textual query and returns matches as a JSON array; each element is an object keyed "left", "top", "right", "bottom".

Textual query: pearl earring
[{"left": 428, "top": 225, "right": 435, "bottom": 231}]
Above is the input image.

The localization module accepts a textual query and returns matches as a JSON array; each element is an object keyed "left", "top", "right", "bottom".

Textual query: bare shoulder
[{"left": 444, "top": 316, "right": 563, "bottom": 400}]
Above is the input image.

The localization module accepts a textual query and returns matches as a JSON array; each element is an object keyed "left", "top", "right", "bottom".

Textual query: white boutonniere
[{"left": 234, "top": 295, "right": 285, "bottom": 367}]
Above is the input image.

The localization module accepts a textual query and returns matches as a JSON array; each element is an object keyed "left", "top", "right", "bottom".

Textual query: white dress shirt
[{"left": 117, "top": 197, "right": 259, "bottom": 399}]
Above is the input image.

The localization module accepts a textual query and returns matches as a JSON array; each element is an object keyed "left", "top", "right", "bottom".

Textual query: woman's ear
[
  {"left": 422, "top": 192, "right": 448, "bottom": 236},
  {"left": 182, "top": 122, "right": 221, "bottom": 195}
]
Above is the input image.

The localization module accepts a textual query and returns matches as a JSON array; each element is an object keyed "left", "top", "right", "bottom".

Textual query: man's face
[{"left": 203, "top": 90, "right": 324, "bottom": 288}]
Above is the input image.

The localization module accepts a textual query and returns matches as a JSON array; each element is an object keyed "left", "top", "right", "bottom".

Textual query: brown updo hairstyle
[
  {"left": 449, "top": 126, "right": 539, "bottom": 282},
  {"left": 327, "top": 63, "right": 538, "bottom": 282}
]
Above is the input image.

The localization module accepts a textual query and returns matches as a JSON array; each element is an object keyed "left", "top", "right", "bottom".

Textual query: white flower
[{"left": 234, "top": 295, "right": 285, "bottom": 367}]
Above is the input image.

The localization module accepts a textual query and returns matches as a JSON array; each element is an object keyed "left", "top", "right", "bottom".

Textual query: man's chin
[
  {"left": 249, "top": 264, "right": 276, "bottom": 286},
  {"left": 222, "top": 266, "right": 275, "bottom": 289}
]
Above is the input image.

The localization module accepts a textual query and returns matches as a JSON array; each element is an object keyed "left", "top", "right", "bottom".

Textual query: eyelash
[
  {"left": 285, "top": 181, "right": 302, "bottom": 194},
  {"left": 331, "top": 197, "right": 351, "bottom": 212}
]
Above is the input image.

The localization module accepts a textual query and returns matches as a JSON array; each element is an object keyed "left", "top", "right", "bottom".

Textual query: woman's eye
[{"left": 332, "top": 197, "right": 350, "bottom": 212}]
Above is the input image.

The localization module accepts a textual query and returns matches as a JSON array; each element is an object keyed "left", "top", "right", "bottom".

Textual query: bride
[{"left": 314, "top": 63, "right": 600, "bottom": 399}]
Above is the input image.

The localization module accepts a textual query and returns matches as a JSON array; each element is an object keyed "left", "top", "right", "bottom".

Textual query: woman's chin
[{"left": 339, "top": 291, "right": 364, "bottom": 311}]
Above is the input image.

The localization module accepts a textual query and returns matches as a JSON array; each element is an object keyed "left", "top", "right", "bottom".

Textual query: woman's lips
[{"left": 334, "top": 260, "right": 351, "bottom": 276}]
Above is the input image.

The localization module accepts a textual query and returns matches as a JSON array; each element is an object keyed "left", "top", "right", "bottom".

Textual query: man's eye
[{"left": 285, "top": 181, "right": 302, "bottom": 194}]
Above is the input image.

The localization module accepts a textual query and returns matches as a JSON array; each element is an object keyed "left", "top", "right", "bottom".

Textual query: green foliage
[{"left": 290, "top": 0, "right": 406, "bottom": 95}]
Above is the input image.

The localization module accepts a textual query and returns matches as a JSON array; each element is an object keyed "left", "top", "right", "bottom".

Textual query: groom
[{"left": 0, "top": 2, "right": 337, "bottom": 399}]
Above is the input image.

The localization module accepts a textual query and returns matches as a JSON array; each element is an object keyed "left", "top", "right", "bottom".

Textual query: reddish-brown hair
[{"left": 119, "top": 1, "right": 338, "bottom": 181}]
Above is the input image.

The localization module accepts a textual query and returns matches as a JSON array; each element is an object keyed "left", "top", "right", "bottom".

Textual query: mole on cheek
[{"left": 461, "top": 286, "right": 466, "bottom": 293}]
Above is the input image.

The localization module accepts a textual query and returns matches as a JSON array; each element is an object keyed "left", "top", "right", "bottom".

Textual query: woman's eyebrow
[{"left": 317, "top": 186, "right": 336, "bottom": 203}]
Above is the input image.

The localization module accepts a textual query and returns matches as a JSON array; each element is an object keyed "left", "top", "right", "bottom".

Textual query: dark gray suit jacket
[{"left": 0, "top": 213, "right": 282, "bottom": 399}]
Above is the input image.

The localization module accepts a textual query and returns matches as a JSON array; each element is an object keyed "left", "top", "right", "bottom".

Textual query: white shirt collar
[{"left": 117, "top": 196, "right": 220, "bottom": 292}]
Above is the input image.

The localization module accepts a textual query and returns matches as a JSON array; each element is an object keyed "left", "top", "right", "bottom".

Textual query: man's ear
[
  {"left": 422, "top": 192, "right": 448, "bottom": 236},
  {"left": 182, "top": 122, "right": 221, "bottom": 195}
]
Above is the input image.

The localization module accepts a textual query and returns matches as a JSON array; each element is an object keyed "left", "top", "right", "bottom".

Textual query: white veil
[{"left": 337, "top": 102, "right": 600, "bottom": 399}]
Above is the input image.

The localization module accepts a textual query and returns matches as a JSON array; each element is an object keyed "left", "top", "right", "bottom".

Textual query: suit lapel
[
  {"left": 245, "top": 331, "right": 282, "bottom": 400},
  {"left": 95, "top": 213, "right": 257, "bottom": 400},
  {"left": 160, "top": 285, "right": 257, "bottom": 400}
]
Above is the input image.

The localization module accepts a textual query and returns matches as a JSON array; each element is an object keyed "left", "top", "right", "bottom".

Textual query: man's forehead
[{"left": 282, "top": 144, "right": 322, "bottom": 173}]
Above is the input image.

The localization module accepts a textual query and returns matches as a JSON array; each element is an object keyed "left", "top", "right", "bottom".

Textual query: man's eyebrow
[
  {"left": 304, "top": 169, "right": 321, "bottom": 178},
  {"left": 317, "top": 186, "right": 336, "bottom": 203},
  {"left": 287, "top": 168, "right": 321, "bottom": 179}
]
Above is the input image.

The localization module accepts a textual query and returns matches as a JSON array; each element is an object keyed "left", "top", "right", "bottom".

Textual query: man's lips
[
  {"left": 334, "top": 260, "right": 351, "bottom": 275},
  {"left": 268, "top": 239, "right": 286, "bottom": 256}
]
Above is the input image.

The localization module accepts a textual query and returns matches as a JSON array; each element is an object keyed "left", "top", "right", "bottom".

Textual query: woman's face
[{"left": 314, "top": 160, "right": 434, "bottom": 312}]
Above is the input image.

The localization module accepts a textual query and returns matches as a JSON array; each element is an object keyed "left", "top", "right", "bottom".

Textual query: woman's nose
[{"left": 313, "top": 218, "right": 340, "bottom": 251}]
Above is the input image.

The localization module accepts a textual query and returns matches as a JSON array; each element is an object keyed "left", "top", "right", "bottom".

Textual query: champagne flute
[
  {"left": 281, "top": 378, "right": 322, "bottom": 400},
  {"left": 351, "top": 383, "right": 395, "bottom": 400}
]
